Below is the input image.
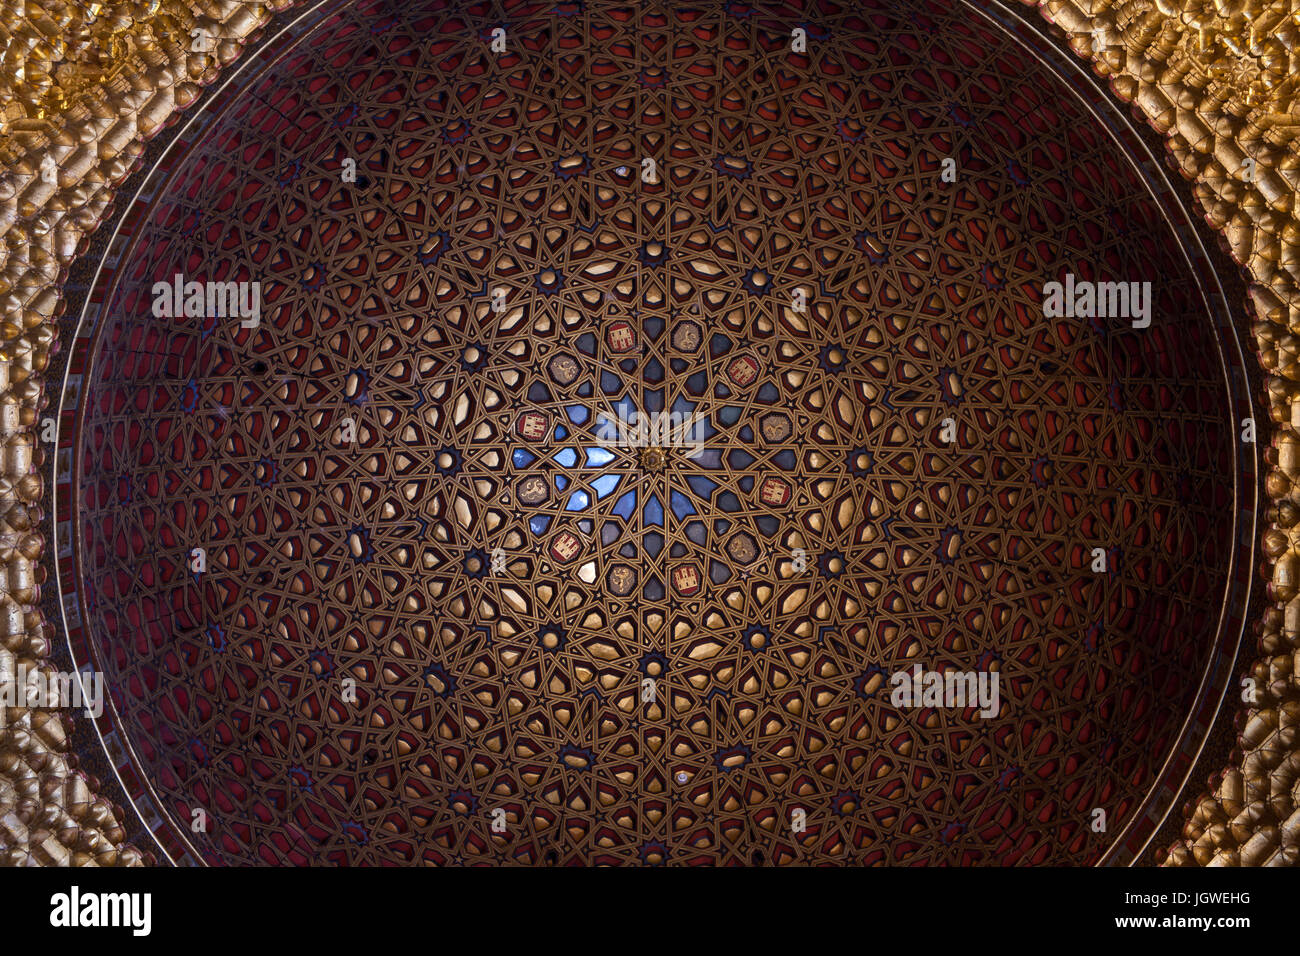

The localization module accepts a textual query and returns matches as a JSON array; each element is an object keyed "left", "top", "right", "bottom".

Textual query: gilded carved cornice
[
  {"left": 1020, "top": 0, "right": 1300, "bottom": 867},
  {"left": 0, "top": 0, "right": 287, "bottom": 868}
]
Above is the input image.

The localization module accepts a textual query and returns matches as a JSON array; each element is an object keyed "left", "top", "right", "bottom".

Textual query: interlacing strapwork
[{"left": 0, "top": 0, "right": 1296, "bottom": 866}]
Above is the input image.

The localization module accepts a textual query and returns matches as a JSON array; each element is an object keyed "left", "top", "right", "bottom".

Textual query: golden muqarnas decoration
[{"left": 0, "top": 0, "right": 1296, "bottom": 866}]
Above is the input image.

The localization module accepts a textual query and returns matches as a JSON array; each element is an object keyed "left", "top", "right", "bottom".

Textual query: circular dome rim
[{"left": 50, "top": 0, "right": 1259, "bottom": 866}]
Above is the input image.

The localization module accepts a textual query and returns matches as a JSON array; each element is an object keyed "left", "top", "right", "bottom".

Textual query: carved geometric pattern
[
  {"left": 1021, "top": 0, "right": 1300, "bottom": 870},
  {"left": 55, "top": 0, "right": 1251, "bottom": 866}
]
